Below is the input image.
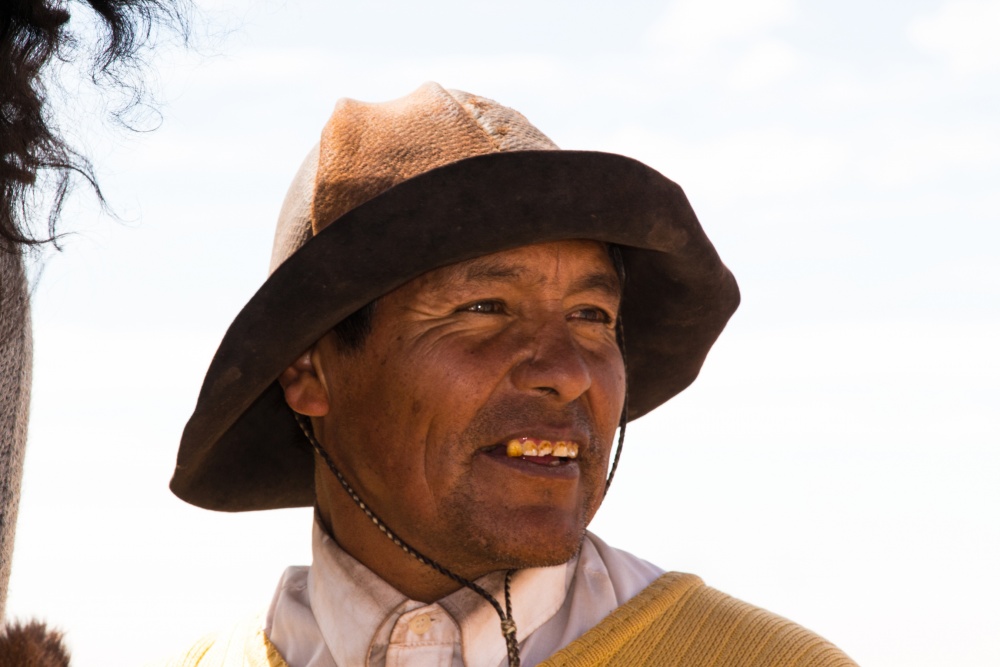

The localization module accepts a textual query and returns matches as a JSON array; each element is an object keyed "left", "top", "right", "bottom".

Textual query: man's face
[{"left": 308, "top": 239, "right": 625, "bottom": 574}]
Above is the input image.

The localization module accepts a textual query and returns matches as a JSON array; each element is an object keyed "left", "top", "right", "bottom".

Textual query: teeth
[{"left": 505, "top": 438, "right": 578, "bottom": 459}]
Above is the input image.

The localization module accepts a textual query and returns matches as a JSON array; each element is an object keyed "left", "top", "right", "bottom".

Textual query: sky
[{"left": 5, "top": 0, "right": 999, "bottom": 665}]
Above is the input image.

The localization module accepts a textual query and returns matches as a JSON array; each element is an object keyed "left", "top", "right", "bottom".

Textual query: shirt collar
[{"left": 307, "top": 519, "right": 572, "bottom": 667}]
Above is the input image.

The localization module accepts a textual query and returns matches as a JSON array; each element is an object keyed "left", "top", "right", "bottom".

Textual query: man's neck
[{"left": 315, "top": 502, "right": 497, "bottom": 602}]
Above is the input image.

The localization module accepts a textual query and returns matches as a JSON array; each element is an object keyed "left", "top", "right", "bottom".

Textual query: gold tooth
[
  {"left": 568, "top": 442, "right": 579, "bottom": 458},
  {"left": 553, "top": 442, "right": 569, "bottom": 457},
  {"left": 538, "top": 440, "right": 553, "bottom": 456},
  {"left": 506, "top": 440, "right": 523, "bottom": 457},
  {"left": 523, "top": 440, "right": 539, "bottom": 456}
]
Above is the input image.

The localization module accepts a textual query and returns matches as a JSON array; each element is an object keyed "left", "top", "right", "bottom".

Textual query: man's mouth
[
  {"left": 477, "top": 434, "right": 584, "bottom": 480},
  {"left": 505, "top": 437, "right": 579, "bottom": 459},
  {"left": 476, "top": 437, "right": 581, "bottom": 470}
]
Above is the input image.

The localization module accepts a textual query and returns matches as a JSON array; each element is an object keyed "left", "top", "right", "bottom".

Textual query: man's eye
[
  {"left": 465, "top": 300, "right": 506, "bottom": 314},
  {"left": 572, "top": 307, "right": 613, "bottom": 324}
]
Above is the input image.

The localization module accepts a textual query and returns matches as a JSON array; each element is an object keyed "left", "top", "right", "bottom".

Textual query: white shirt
[{"left": 264, "top": 522, "right": 663, "bottom": 667}]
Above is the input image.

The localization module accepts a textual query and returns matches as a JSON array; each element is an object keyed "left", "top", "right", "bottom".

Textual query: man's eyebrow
[
  {"left": 452, "top": 259, "right": 621, "bottom": 299},
  {"left": 460, "top": 261, "right": 525, "bottom": 284},
  {"left": 423, "top": 259, "right": 523, "bottom": 297},
  {"left": 572, "top": 272, "right": 622, "bottom": 300}
]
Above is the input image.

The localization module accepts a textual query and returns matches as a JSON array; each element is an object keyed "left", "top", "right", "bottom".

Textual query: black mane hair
[{"left": 1, "top": 0, "right": 188, "bottom": 252}]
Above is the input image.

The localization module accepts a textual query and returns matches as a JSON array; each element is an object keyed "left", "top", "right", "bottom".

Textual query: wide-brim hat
[{"left": 171, "top": 83, "right": 740, "bottom": 512}]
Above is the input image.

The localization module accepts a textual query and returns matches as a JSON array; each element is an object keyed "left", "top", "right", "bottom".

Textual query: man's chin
[
  {"left": 480, "top": 529, "right": 587, "bottom": 572},
  {"left": 439, "top": 490, "right": 598, "bottom": 575}
]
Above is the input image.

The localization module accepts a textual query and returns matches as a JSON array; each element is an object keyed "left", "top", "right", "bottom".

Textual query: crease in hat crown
[{"left": 270, "top": 82, "right": 559, "bottom": 273}]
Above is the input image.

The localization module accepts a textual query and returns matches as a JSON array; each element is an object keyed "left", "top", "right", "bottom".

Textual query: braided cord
[
  {"left": 604, "top": 307, "right": 628, "bottom": 494},
  {"left": 502, "top": 569, "right": 518, "bottom": 664},
  {"left": 295, "top": 415, "right": 521, "bottom": 667}
]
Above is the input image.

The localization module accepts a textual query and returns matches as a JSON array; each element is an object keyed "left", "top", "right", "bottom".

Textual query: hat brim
[{"left": 171, "top": 150, "right": 739, "bottom": 511}]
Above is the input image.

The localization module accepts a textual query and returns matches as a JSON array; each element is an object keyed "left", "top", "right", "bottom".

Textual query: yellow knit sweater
[
  {"left": 160, "top": 572, "right": 857, "bottom": 667},
  {"left": 539, "top": 572, "right": 856, "bottom": 667}
]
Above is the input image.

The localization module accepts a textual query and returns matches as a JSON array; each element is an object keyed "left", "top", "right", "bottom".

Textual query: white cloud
[
  {"left": 392, "top": 54, "right": 567, "bottom": 90},
  {"left": 728, "top": 39, "right": 803, "bottom": 90},
  {"left": 908, "top": 0, "right": 1000, "bottom": 74},
  {"left": 598, "top": 125, "right": 850, "bottom": 201},
  {"left": 858, "top": 123, "right": 1000, "bottom": 187},
  {"left": 181, "top": 47, "right": 344, "bottom": 87},
  {"left": 646, "top": 0, "right": 795, "bottom": 55}
]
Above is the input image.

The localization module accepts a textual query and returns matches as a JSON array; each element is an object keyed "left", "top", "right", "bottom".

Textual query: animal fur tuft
[{"left": 0, "top": 620, "right": 70, "bottom": 667}]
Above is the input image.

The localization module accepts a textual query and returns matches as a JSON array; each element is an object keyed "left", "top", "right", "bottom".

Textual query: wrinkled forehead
[{"left": 388, "top": 239, "right": 622, "bottom": 301}]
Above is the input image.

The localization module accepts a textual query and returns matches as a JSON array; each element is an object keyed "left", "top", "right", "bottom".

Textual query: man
[{"left": 168, "top": 83, "right": 857, "bottom": 666}]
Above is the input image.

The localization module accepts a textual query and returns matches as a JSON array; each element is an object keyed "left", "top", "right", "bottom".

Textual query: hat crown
[{"left": 270, "top": 82, "right": 558, "bottom": 273}]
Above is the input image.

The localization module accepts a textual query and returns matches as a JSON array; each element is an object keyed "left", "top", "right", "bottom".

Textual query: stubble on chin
[{"left": 440, "top": 490, "right": 594, "bottom": 573}]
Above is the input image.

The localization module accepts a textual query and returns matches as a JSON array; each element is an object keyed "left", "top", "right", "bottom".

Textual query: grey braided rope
[
  {"left": 604, "top": 306, "right": 628, "bottom": 494},
  {"left": 295, "top": 415, "right": 521, "bottom": 667},
  {"left": 502, "top": 567, "right": 518, "bottom": 662}
]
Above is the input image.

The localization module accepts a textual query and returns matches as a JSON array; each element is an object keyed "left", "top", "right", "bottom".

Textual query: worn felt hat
[{"left": 170, "top": 82, "right": 740, "bottom": 512}]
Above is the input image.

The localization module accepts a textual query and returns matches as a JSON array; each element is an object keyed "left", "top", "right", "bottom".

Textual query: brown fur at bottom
[{"left": 0, "top": 621, "right": 70, "bottom": 667}]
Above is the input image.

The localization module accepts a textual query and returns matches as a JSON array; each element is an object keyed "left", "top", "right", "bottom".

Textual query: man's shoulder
[
  {"left": 545, "top": 569, "right": 858, "bottom": 667},
  {"left": 578, "top": 531, "right": 666, "bottom": 604},
  {"left": 148, "top": 615, "right": 289, "bottom": 667}
]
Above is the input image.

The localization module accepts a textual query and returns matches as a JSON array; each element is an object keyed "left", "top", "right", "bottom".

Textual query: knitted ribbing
[
  {"left": 539, "top": 573, "right": 858, "bottom": 667},
  {"left": 0, "top": 250, "right": 31, "bottom": 621}
]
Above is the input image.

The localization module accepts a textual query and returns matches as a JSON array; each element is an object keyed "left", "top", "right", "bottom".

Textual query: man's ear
[{"left": 278, "top": 347, "right": 330, "bottom": 417}]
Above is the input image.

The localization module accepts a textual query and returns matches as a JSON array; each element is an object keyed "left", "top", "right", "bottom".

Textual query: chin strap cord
[
  {"left": 295, "top": 414, "right": 521, "bottom": 667},
  {"left": 501, "top": 568, "right": 518, "bottom": 664},
  {"left": 604, "top": 308, "right": 629, "bottom": 494}
]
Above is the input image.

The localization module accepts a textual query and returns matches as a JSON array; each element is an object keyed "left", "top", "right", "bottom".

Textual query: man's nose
[{"left": 510, "top": 319, "right": 592, "bottom": 403}]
